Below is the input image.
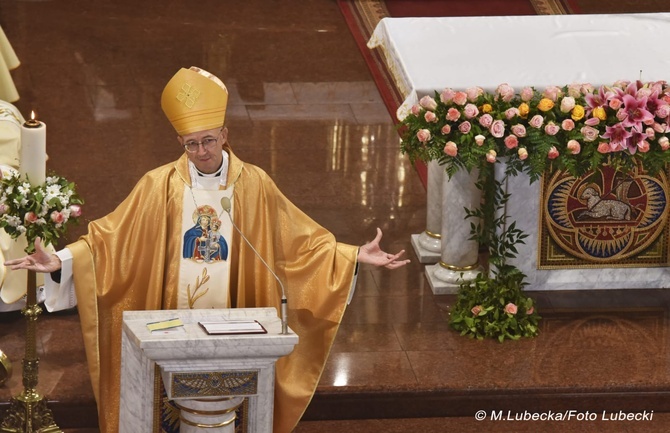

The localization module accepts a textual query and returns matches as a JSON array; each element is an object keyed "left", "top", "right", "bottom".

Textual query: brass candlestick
[{"left": 0, "top": 270, "right": 62, "bottom": 433}]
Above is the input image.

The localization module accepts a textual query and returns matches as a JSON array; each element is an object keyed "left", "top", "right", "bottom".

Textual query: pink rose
[
  {"left": 567, "top": 140, "right": 581, "bottom": 155},
  {"left": 510, "top": 124, "right": 527, "bottom": 137},
  {"left": 581, "top": 83, "right": 594, "bottom": 94},
  {"left": 567, "top": 84, "right": 582, "bottom": 98},
  {"left": 581, "top": 126, "right": 600, "bottom": 142},
  {"left": 0, "top": 204, "right": 7, "bottom": 214},
  {"left": 560, "top": 96, "right": 576, "bottom": 113},
  {"left": 441, "top": 124, "right": 452, "bottom": 135},
  {"left": 50, "top": 210, "right": 65, "bottom": 224},
  {"left": 543, "top": 86, "right": 561, "bottom": 101},
  {"left": 458, "top": 121, "right": 471, "bottom": 134},
  {"left": 24, "top": 212, "right": 38, "bottom": 224},
  {"left": 638, "top": 140, "right": 650, "bottom": 153},
  {"left": 659, "top": 136, "right": 670, "bottom": 150},
  {"left": 504, "top": 303, "right": 518, "bottom": 315},
  {"left": 496, "top": 83, "right": 515, "bottom": 102},
  {"left": 597, "top": 142, "right": 611, "bottom": 154},
  {"left": 645, "top": 127, "right": 656, "bottom": 139},
  {"left": 474, "top": 134, "right": 486, "bottom": 146},
  {"left": 656, "top": 104, "right": 670, "bottom": 118},
  {"left": 547, "top": 146, "right": 559, "bottom": 159},
  {"left": 490, "top": 120, "right": 505, "bottom": 138},
  {"left": 486, "top": 149, "right": 497, "bottom": 163},
  {"left": 443, "top": 141, "right": 458, "bottom": 157},
  {"left": 463, "top": 103, "right": 479, "bottom": 119},
  {"left": 644, "top": 117, "right": 655, "bottom": 126},
  {"left": 544, "top": 122, "right": 560, "bottom": 136},
  {"left": 561, "top": 119, "right": 575, "bottom": 131},
  {"left": 446, "top": 107, "right": 461, "bottom": 122},
  {"left": 504, "top": 108, "right": 520, "bottom": 120},
  {"left": 638, "top": 87, "right": 652, "bottom": 99},
  {"left": 453, "top": 91, "right": 468, "bottom": 106},
  {"left": 419, "top": 95, "right": 437, "bottom": 111},
  {"left": 529, "top": 114, "right": 544, "bottom": 129},
  {"left": 411, "top": 104, "right": 421, "bottom": 116},
  {"left": 471, "top": 305, "right": 483, "bottom": 316},
  {"left": 440, "top": 88, "right": 455, "bottom": 103},
  {"left": 504, "top": 135, "right": 518, "bottom": 149},
  {"left": 520, "top": 86, "right": 534, "bottom": 102},
  {"left": 416, "top": 129, "right": 431, "bottom": 143},
  {"left": 70, "top": 204, "right": 82, "bottom": 217},
  {"left": 466, "top": 87, "right": 483, "bottom": 102},
  {"left": 424, "top": 111, "right": 438, "bottom": 123},
  {"left": 609, "top": 98, "right": 622, "bottom": 110},
  {"left": 478, "top": 113, "right": 493, "bottom": 128},
  {"left": 518, "top": 147, "right": 528, "bottom": 160},
  {"left": 653, "top": 123, "right": 668, "bottom": 134},
  {"left": 527, "top": 306, "right": 535, "bottom": 315}
]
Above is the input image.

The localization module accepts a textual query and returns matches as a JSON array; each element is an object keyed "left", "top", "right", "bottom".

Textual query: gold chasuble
[{"left": 69, "top": 145, "right": 358, "bottom": 433}]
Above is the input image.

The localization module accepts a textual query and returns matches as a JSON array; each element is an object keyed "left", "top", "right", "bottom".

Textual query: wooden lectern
[{"left": 119, "top": 308, "right": 298, "bottom": 432}]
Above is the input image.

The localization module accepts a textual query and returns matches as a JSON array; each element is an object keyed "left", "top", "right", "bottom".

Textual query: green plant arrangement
[
  {"left": 399, "top": 79, "right": 670, "bottom": 341},
  {"left": 0, "top": 167, "right": 84, "bottom": 253}
]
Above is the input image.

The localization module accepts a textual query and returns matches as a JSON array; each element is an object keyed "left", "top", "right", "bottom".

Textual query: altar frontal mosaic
[{"left": 539, "top": 164, "right": 669, "bottom": 268}]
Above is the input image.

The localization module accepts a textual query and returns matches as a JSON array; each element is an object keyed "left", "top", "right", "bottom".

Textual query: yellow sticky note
[{"left": 147, "top": 318, "right": 183, "bottom": 332}]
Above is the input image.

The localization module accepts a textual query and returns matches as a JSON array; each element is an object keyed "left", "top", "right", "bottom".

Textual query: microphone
[{"left": 220, "top": 197, "right": 289, "bottom": 335}]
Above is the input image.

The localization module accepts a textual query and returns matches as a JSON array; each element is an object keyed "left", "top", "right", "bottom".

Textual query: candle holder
[
  {"left": 0, "top": 270, "right": 62, "bottom": 433},
  {"left": 23, "top": 118, "right": 40, "bottom": 129}
]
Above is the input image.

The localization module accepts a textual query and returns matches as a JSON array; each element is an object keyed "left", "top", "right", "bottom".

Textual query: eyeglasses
[{"left": 183, "top": 134, "right": 220, "bottom": 153}]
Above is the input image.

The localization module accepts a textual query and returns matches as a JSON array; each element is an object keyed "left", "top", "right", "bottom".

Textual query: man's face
[{"left": 179, "top": 127, "right": 227, "bottom": 174}]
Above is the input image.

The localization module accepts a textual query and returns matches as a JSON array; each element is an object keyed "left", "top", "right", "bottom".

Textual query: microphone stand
[{"left": 221, "top": 198, "right": 289, "bottom": 335}]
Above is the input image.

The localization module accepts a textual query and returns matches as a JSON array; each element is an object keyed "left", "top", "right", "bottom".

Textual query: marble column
[
  {"left": 426, "top": 167, "right": 484, "bottom": 294},
  {"left": 411, "top": 160, "right": 443, "bottom": 263}
]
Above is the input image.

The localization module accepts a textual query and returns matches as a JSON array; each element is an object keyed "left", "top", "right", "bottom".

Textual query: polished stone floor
[{"left": 1, "top": 1, "right": 670, "bottom": 432}]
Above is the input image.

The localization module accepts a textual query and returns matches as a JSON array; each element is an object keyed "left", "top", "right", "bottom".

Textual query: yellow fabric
[
  {"left": 160, "top": 68, "right": 228, "bottom": 135},
  {"left": 0, "top": 26, "right": 19, "bottom": 102},
  {"left": 70, "top": 145, "right": 357, "bottom": 433}
]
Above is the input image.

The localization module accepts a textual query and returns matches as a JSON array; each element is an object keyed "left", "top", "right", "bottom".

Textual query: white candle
[{"left": 19, "top": 111, "right": 46, "bottom": 186}]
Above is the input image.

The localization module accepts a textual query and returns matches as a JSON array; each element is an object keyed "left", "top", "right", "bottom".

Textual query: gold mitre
[{"left": 161, "top": 67, "right": 228, "bottom": 135}]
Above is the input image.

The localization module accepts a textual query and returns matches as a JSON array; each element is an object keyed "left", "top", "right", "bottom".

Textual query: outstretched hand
[
  {"left": 4, "top": 237, "right": 62, "bottom": 273},
  {"left": 357, "top": 228, "right": 410, "bottom": 270}
]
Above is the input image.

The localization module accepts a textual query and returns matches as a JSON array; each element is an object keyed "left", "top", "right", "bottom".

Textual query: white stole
[{"left": 178, "top": 183, "right": 234, "bottom": 309}]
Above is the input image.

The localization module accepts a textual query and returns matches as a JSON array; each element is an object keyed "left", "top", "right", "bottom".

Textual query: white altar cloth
[
  {"left": 368, "top": 13, "right": 670, "bottom": 292},
  {"left": 368, "top": 13, "right": 670, "bottom": 120}
]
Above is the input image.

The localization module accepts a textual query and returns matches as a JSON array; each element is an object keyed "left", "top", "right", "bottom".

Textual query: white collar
[{"left": 188, "top": 151, "right": 229, "bottom": 190}]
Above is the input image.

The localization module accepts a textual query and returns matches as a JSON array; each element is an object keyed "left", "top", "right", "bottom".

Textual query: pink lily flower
[
  {"left": 602, "top": 122, "right": 632, "bottom": 152},
  {"left": 620, "top": 94, "right": 654, "bottom": 131}
]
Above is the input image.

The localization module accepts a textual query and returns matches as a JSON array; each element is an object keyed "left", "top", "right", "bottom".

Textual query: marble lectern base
[{"left": 119, "top": 308, "right": 298, "bottom": 433}]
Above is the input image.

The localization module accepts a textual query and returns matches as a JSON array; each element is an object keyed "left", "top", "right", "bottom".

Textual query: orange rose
[
  {"left": 518, "top": 102, "right": 530, "bottom": 118},
  {"left": 537, "top": 98, "right": 554, "bottom": 112},
  {"left": 572, "top": 105, "right": 586, "bottom": 121},
  {"left": 591, "top": 106, "right": 606, "bottom": 121},
  {"left": 481, "top": 103, "right": 493, "bottom": 113}
]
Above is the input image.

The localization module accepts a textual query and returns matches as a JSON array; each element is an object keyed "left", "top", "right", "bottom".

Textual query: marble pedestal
[
  {"left": 119, "top": 308, "right": 298, "bottom": 433},
  {"left": 412, "top": 161, "right": 443, "bottom": 264},
  {"left": 426, "top": 167, "right": 484, "bottom": 294}
]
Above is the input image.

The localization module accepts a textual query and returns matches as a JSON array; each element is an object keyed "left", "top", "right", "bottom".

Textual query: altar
[{"left": 368, "top": 13, "right": 670, "bottom": 292}]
